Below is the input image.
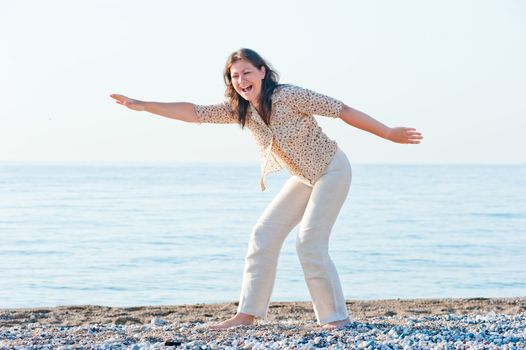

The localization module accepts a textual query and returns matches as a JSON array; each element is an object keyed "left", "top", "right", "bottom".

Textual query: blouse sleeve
[
  {"left": 193, "top": 102, "right": 239, "bottom": 124},
  {"left": 282, "top": 85, "right": 343, "bottom": 118}
]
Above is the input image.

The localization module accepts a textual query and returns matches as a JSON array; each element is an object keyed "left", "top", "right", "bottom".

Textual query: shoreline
[
  {"left": 2, "top": 297, "right": 525, "bottom": 349},
  {"left": 2, "top": 297, "right": 525, "bottom": 327}
]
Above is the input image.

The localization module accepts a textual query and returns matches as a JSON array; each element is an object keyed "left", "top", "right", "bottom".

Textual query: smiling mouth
[{"left": 241, "top": 85, "right": 253, "bottom": 93}]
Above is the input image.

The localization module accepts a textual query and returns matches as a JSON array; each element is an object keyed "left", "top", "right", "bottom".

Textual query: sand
[{"left": 2, "top": 297, "right": 525, "bottom": 328}]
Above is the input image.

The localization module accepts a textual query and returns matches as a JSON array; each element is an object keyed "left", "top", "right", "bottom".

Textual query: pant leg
[
  {"left": 237, "top": 176, "right": 312, "bottom": 318},
  {"left": 296, "top": 148, "right": 352, "bottom": 324}
]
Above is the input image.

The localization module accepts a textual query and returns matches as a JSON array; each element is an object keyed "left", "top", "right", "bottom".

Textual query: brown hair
[{"left": 223, "top": 48, "right": 279, "bottom": 128}]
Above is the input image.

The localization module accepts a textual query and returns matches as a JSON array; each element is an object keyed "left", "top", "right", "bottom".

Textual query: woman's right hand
[{"left": 110, "top": 94, "right": 146, "bottom": 111}]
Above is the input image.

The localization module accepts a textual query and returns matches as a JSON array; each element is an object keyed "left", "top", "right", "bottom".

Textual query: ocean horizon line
[{"left": 1, "top": 161, "right": 524, "bottom": 166}]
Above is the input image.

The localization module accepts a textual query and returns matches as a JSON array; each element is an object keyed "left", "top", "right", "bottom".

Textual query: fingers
[
  {"left": 109, "top": 94, "right": 127, "bottom": 102},
  {"left": 403, "top": 128, "right": 423, "bottom": 143},
  {"left": 391, "top": 127, "right": 423, "bottom": 144},
  {"left": 408, "top": 134, "right": 423, "bottom": 143},
  {"left": 109, "top": 94, "right": 131, "bottom": 107},
  {"left": 407, "top": 135, "right": 423, "bottom": 143},
  {"left": 405, "top": 130, "right": 421, "bottom": 136}
]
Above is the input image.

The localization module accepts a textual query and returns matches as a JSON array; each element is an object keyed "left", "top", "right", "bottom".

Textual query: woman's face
[{"left": 230, "top": 59, "right": 266, "bottom": 105}]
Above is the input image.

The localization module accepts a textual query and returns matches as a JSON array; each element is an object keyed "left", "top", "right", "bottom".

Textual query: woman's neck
[{"left": 251, "top": 100, "right": 262, "bottom": 114}]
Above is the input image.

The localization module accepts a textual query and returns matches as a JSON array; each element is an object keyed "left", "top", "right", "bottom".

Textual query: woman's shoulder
[
  {"left": 271, "top": 84, "right": 304, "bottom": 102},
  {"left": 273, "top": 83, "right": 303, "bottom": 93}
]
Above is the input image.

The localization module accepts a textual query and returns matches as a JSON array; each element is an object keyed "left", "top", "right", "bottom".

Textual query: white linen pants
[{"left": 237, "top": 147, "right": 352, "bottom": 324}]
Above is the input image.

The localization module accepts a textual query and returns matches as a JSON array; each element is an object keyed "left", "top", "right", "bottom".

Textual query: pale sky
[{"left": 1, "top": 0, "right": 525, "bottom": 164}]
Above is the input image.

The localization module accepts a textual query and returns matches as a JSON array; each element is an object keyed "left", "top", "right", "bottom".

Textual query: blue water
[{"left": 1, "top": 163, "right": 525, "bottom": 308}]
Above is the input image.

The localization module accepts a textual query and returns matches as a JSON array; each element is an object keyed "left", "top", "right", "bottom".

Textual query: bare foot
[
  {"left": 208, "top": 312, "right": 255, "bottom": 330},
  {"left": 321, "top": 317, "right": 351, "bottom": 330}
]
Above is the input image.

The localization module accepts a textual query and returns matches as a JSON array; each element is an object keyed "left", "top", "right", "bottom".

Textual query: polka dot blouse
[{"left": 193, "top": 84, "right": 344, "bottom": 191}]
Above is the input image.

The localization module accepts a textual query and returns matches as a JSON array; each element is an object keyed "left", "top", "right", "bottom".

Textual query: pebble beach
[{"left": 1, "top": 297, "right": 525, "bottom": 349}]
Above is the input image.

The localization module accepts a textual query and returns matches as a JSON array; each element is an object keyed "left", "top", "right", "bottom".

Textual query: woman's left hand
[{"left": 386, "top": 127, "right": 423, "bottom": 144}]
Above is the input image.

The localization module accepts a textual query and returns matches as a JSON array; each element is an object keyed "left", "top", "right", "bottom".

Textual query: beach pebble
[
  {"left": 387, "top": 329, "right": 398, "bottom": 337},
  {"left": 150, "top": 317, "right": 167, "bottom": 326},
  {"left": 2, "top": 311, "right": 526, "bottom": 349},
  {"left": 240, "top": 340, "right": 251, "bottom": 349}
]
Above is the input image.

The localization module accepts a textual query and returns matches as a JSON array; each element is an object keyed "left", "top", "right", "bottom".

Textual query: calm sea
[{"left": 1, "top": 163, "right": 525, "bottom": 308}]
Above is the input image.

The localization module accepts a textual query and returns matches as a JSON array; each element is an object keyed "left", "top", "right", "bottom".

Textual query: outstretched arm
[
  {"left": 339, "top": 104, "right": 423, "bottom": 144},
  {"left": 110, "top": 94, "right": 199, "bottom": 123}
]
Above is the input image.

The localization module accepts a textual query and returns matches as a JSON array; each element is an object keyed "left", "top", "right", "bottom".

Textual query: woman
[{"left": 110, "top": 48, "right": 423, "bottom": 330}]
